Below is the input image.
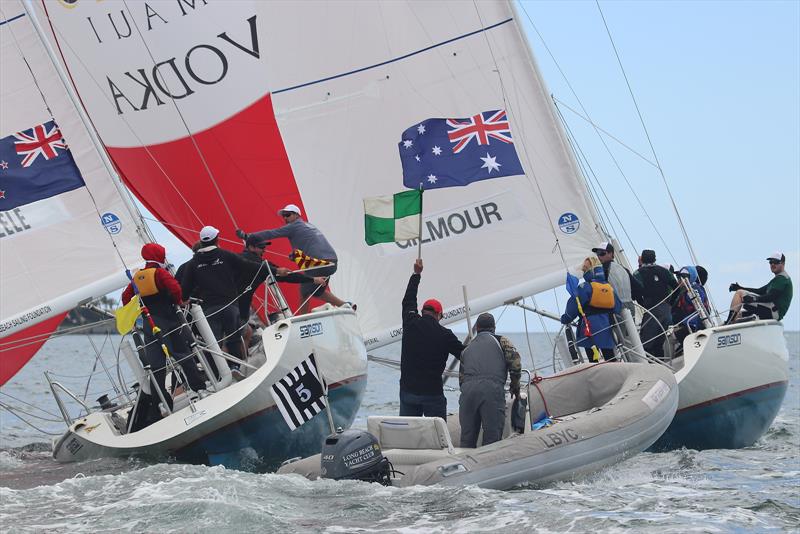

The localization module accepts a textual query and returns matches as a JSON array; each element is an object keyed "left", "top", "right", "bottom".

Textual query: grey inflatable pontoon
[{"left": 278, "top": 362, "right": 678, "bottom": 490}]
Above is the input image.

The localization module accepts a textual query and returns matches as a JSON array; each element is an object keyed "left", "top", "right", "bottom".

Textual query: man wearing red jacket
[{"left": 122, "top": 243, "right": 206, "bottom": 416}]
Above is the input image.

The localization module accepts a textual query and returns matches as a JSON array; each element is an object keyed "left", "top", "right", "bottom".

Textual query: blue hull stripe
[
  {"left": 176, "top": 376, "right": 367, "bottom": 470},
  {"left": 650, "top": 380, "right": 788, "bottom": 451}
]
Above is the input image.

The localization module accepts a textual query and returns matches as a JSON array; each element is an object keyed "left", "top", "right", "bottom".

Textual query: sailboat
[
  {"left": 2, "top": 0, "right": 786, "bottom": 470},
  {"left": 0, "top": 0, "right": 367, "bottom": 469}
]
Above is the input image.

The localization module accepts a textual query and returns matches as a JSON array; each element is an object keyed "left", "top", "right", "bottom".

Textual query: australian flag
[
  {"left": 270, "top": 353, "right": 328, "bottom": 431},
  {"left": 398, "top": 109, "right": 524, "bottom": 190},
  {"left": 0, "top": 120, "right": 85, "bottom": 211}
]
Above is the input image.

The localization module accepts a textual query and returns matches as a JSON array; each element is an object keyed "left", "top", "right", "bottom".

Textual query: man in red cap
[
  {"left": 122, "top": 243, "right": 206, "bottom": 426},
  {"left": 399, "top": 259, "right": 464, "bottom": 419}
]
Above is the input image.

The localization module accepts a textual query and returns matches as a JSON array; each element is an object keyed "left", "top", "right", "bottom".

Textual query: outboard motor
[{"left": 320, "top": 429, "right": 392, "bottom": 485}]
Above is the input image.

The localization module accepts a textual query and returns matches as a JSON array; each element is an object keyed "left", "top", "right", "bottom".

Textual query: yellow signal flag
[{"left": 115, "top": 295, "right": 142, "bottom": 335}]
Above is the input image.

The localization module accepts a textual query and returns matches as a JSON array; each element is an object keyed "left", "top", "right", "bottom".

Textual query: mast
[{"left": 20, "top": 0, "right": 155, "bottom": 245}]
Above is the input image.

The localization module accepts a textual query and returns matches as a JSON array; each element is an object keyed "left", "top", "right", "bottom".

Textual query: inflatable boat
[{"left": 278, "top": 362, "right": 678, "bottom": 489}]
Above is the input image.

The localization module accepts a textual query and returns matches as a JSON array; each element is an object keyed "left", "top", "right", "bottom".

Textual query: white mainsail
[
  {"left": 32, "top": 0, "right": 607, "bottom": 349},
  {"left": 0, "top": 1, "right": 146, "bottom": 342},
  {"left": 267, "top": 1, "right": 607, "bottom": 345}
]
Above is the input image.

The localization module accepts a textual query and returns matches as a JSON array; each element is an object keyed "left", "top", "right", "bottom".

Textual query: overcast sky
[{"left": 149, "top": 0, "right": 799, "bottom": 333}]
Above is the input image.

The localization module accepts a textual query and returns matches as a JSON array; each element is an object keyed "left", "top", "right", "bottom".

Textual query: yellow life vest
[
  {"left": 588, "top": 281, "right": 615, "bottom": 310},
  {"left": 132, "top": 268, "right": 159, "bottom": 297}
]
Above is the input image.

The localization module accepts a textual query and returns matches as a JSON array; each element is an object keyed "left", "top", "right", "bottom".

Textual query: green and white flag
[{"left": 363, "top": 189, "right": 422, "bottom": 245}]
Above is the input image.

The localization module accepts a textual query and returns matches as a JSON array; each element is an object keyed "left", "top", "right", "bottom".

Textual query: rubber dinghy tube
[{"left": 190, "top": 304, "right": 233, "bottom": 389}]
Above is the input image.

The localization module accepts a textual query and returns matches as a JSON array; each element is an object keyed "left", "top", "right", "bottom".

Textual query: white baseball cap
[
  {"left": 199, "top": 225, "right": 219, "bottom": 242},
  {"left": 766, "top": 251, "right": 785, "bottom": 263},
  {"left": 277, "top": 204, "right": 302, "bottom": 216}
]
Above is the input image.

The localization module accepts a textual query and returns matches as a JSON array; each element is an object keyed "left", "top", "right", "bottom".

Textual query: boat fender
[{"left": 320, "top": 429, "right": 392, "bottom": 485}]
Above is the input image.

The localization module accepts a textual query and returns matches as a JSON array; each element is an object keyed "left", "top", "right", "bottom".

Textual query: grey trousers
[{"left": 459, "top": 380, "right": 506, "bottom": 448}]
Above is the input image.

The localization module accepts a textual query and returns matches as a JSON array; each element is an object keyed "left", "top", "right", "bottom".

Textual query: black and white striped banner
[{"left": 271, "top": 353, "right": 328, "bottom": 431}]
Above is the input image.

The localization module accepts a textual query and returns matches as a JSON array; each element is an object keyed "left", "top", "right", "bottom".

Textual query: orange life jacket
[
  {"left": 588, "top": 281, "right": 615, "bottom": 310},
  {"left": 132, "top": 268, "right": 159, "bottom": 297}
]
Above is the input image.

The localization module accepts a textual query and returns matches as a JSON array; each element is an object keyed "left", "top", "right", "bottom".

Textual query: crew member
[
  {"left": 399, "top": 259, "right": 464, "bottom": 419},
  {"left": 458, "top": 313, "right": 521, "bottom": 448},
  {"left": 237, "top": 204, "right": 348, "bottom": 314},
  {"left": 180, "top": 226, "right": 252, "bottom": 374},
  {"left": 726, "top": 252, "right": 793, "bottom": 323},
  {"left": 592, "top": 241, "right": 640, "bottom": 318},
  {"left": 561, "top": 257, "right": 622, "bottom": 362},
  {"left": 122, "top": 243, "right": 206, "bottom": 425},
  {"left": 238, "top": 234, "right": 325, "bottom": 345},
  {"left": 633, "top": 249, "right": 678, "bottom": 360}
]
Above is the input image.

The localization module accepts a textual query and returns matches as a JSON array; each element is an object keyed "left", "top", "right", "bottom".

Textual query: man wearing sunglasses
[
  {"left": 726, "top": 252, "right": 792, "bottom": 323},
  {"left": 237, "top": 204, "right": 347, "bottom": 315},
  {"left": 591, "top": 241, "right": 640, "bottom": 319}
]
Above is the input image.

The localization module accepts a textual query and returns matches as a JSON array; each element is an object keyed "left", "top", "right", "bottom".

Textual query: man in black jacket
[
  {"left": 399, "top": 259, "right": 464, "bottom": 420},
  {"left": 180, "top": 226, "right": 252, "bottom": 371},
  {"left": 633, "top": 249, "right": 678, "bottom": 360}
]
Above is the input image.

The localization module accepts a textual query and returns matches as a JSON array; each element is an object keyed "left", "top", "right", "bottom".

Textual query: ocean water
[{"left": 0, "top": 332, "right": 798, "bottom": 533}]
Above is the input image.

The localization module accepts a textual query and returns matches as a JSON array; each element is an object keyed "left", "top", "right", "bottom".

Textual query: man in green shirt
[{"left": 726, "top": 252, "right": 793, "bottom": 323}]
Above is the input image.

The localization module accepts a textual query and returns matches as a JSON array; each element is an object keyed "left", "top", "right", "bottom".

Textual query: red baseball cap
[{"left": 422, "top": 299, "right": 443, "bottom": 314}]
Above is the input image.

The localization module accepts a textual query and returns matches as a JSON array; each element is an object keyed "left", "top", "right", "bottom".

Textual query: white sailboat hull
[
  {"left": 52, "top": 308, "right": 368, "bottom": 469},
  {"left": 651, "top": 320, "right": 789, "bottom": 450}
]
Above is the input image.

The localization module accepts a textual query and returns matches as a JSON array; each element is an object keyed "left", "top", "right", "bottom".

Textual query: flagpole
[{"left": 417, "top": 184, "right": 424, "bottom": 261}]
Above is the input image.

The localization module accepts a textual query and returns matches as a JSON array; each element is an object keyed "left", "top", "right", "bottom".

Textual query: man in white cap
[
  {"left": 180, "top": 225, "right": 254, "bottom": 375},
  {"left": 726, "top": 252, "right": 793, "bottom": 323},
  {"left": 236, "top": 204, "right": 347, "bottom": 314}
]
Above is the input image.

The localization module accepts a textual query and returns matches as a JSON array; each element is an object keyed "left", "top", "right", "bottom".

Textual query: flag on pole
[
  {"left": 271, "top": 353, "right": 328, "bottom": 430},
  {"left": 363, "top": 189, "right": 422, "bottom": 245},
  {"left": 398, "top": 110, "right": 524, "bottom": 190},
  {"left": 115, "top": 295, "right": 141, "bottom": 335}
]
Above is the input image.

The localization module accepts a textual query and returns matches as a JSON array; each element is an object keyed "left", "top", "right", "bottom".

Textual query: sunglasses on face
[
  {"left": 597, "top": 251, "right": 609, "bottom": 257},
  {"left": 769, "top": 260, "right": 781, "bottom": 265}
]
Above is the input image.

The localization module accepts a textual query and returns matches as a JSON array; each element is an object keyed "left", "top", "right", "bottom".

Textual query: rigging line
[
  {"left": 557, "top": 102, "right": 640, "bottom": 254},
  {"left": 552, "top": 97, "right": 658, "bottom": 168},
  {"left": 120, "top": 0, "right": 237, "bottom": 229},
  {"left": 36, "top": 14, "right": 204, "bottom": 228},
  {"left": 0, "top": 3, "right": 133, "bottom": 272},
  {"left": 0, "top": 317, "right": 115, "bottom": 351},
  {"left": 471, "top": 1, "right": 568, "bottom": 269},
  {"left": 595, "top": 1, "right": 699, "bottom": 266},
  {"left": 0, "top": 391, "right": 62, "bottom": 419},
  {"left": 0, "top": 402, "right": 63, "bottom": 435},
  {"left": 556, "top": 101, "right": 624, "bottom": 244},
  {"left": 141, "top": 216, "right": 291, "bottom": 262},
  {"left": 517, "top": 2, "right": 677, "bottom": 265}
]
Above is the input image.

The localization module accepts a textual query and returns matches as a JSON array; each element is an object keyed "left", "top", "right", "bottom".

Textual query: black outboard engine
[{"left": 320, "top": 429, "right": 392, "bottom": 485}]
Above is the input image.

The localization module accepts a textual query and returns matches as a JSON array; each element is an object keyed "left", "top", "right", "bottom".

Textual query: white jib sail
[
  {"left": 0, "top": 1, "right": 146, "bottom": 337},
  {"left": 266, "top": 1, "right": 606, "bottom": 347}
]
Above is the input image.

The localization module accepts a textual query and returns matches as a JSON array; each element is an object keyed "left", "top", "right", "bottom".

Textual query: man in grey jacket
[
  {"left": 458, "top": 313, "right": 521, "bottom": 448},
  {"left": 238, "top": 204, "right": 347, "bottom": 314},
  {"left": 592, "top": 241, "right": 640, "bottom": 318}
]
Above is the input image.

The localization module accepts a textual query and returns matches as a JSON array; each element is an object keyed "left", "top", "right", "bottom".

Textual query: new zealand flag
[
  {"left": 398, "top": 109, "right": 524, "bottom": 190},
  {"left": 0, "top": 120, "right": 85, "bottom": 211}
]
